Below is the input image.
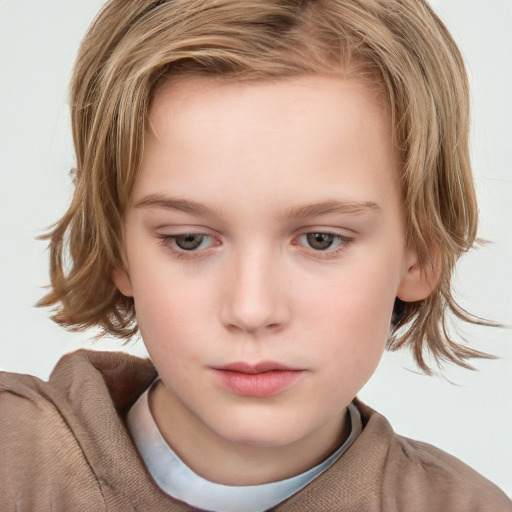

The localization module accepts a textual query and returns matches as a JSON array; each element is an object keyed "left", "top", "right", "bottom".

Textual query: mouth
[{"left": 211, "top": 361, "right": 305, "bottom": 398}]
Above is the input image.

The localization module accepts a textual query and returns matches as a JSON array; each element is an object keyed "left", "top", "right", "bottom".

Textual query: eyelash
[
  {"left": 157, "top": 233, "right": 217, "bottom": 258},
  {"left": 295, "top": 232, "right": 353, "bottom": 259},
  {"left": 156, "top": 231, "right": 353, "bottom": 260}
]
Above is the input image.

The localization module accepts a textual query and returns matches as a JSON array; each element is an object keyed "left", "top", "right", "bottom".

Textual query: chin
[
  {"left": 221, "top": 429, "right": 301, "bottom": 448},
  {"left": 210, "top": 410, "right": 313, "bottom": 448}
]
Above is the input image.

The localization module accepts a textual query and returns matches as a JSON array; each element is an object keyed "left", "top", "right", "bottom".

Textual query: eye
[
  {"left": 174, "top": 233, "right": 209, "bottom": 250},
  {"left": 158, "top": 233, "right": 217, "bottom": 253},
  {"left": 298, "top": 232, "right": 351, "bottom": 252}
]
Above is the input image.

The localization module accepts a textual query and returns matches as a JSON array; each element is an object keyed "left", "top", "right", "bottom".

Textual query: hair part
[{"left": 39, "top": 0, "right": 494, "bottom": 373}]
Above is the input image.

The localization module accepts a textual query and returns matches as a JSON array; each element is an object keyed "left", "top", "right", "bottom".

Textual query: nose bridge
[{"left": 221, "top": 241, "right": 288, "bottom": 333}]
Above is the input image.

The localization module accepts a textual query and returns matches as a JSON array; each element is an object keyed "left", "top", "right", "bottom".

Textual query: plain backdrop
[{"left": 0, "top": 0, "right": 511, "bottom": 497}]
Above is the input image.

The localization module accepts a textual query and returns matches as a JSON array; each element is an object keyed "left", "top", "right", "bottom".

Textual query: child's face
[{"left": 115, "top": 74, "right": 424, "bottom": 451}]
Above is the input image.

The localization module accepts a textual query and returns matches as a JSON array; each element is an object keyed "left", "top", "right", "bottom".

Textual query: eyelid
[
  {"left": 292, "top": 229, "right": 354, "bottom": 259},
  {"left": 156, "top": 232, "right": 221, "bottom": 258},
  {"left": 154, "top": 226, "right": 354, "bottom": 260},
  {"left": 293, "top": 226, "right": 355, "bottom": 240}
]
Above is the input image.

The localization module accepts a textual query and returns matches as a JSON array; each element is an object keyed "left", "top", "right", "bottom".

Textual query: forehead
[
  {"left": 137, "top": 74, "right": 398, "bottom": 213},
  {"left": 149, "top": 73, "right": 389, "bottom": 140}
]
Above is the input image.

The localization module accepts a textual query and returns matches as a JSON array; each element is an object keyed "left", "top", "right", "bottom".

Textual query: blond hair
[{"left": 40, "top": 0, "right": 492, "bottom": 373}]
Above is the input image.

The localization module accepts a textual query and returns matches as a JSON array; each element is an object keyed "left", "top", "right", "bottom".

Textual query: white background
[{"left": 0, "top": 0, "right": 511, "bottom": 496}]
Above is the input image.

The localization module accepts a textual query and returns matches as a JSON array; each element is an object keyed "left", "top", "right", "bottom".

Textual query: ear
[
  {"left": 397, "top": 248, "right": 440, "bottom": 302},
  {"left": 112, "top": 267, "right": 134, "bottom": 297}
]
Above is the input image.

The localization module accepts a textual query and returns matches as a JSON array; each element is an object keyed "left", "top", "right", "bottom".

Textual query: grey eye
[
  {"left": 305, "top": 233, "right": 336, "bottom": 251},
  {"left": 175, "top": 234, "right": 206, "bottom": 250}
]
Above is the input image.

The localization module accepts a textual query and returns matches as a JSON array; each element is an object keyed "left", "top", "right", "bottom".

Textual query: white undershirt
[{"left": 127, "top": 380, "right": 362, "bottom": 512}]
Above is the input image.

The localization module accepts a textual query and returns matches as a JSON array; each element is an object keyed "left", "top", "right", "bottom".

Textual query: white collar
[{"left": 127, "top": 380, "right": 362, "bottom": 512}]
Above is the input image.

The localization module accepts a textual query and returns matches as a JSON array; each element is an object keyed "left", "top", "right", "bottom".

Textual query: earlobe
[
  {"left": 113, "top": 267, "right": 134, "bottom": 297},
  {"left": 397, "top": 250, "right": 440, "bottom": 302}
]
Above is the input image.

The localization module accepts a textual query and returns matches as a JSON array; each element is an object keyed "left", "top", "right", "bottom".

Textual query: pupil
[
  {"left": 176, "top": 234, "right": 204, "bottom": 250},
  {"left": 307, "top": 233, "right": 334, "bottom": 250}
]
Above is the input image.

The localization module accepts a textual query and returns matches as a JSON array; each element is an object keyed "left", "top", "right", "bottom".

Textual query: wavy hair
[{"left": 39, "top": 0, "right": 493, "bottom": 372}]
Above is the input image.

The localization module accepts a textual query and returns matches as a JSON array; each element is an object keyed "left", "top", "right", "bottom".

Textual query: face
[{"left": 115, "top": 74, "right": 428, "bottom": 454}]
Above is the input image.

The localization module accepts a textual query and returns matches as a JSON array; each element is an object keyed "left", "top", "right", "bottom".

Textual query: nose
[{"left": 220, "top": 246, "right": 290, "bottom": 335}]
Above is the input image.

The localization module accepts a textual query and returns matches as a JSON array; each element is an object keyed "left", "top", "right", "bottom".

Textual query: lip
[{"left": 211, "top": 361, "right": 305, "bottom": 398}]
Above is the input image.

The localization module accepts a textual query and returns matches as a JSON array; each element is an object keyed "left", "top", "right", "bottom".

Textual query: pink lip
[{"left": 211, "top": 361, "right": 305, "bottom": 397}]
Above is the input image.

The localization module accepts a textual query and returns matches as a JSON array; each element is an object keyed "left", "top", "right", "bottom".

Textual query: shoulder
[
  {"left": 357, "top": 401, "right": 512, "bottom": 512},
  {"left": 386, "top": 435, "right": 512, "bottom": 510},
  {"left": 0, "top": 349, "right": 158, "bottom": 511},
  {"left": 0, "top": 360, "right": 106, "bottom": 510},
  {"left": 277, "top": 400, "right": 511, "bottom": 512}
]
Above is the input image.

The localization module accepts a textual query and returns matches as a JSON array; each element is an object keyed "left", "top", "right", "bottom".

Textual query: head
[{"left": 41, "top": 0, "right": 486, "bottom": 374}]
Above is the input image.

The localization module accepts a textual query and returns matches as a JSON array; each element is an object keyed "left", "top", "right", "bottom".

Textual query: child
[{"left": 1, "top": 0, "right": 511, "bottom": 510}]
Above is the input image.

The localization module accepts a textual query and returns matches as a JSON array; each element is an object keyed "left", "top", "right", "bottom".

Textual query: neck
[{"left": 150, "top": 381, "right": 349, "bottom": 486}]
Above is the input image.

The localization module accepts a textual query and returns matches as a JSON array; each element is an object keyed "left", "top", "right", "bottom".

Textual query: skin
[{"left": 114, "top": 74, "right": 433, "bottom": 485}]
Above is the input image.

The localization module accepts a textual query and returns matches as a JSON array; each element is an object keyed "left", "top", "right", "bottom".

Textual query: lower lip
[{"left": 212, "top": 369, "right": 304, "bottom": 397}]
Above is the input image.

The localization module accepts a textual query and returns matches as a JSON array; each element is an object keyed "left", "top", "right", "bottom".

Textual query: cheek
[
  {"left": 295, "top": 259, "right": 399, "bottom": 384},
  {"left": 127, "top": 251, "right": 215, "bottom": 353},
  {"left": 299, "top": 258, "right": 399, "bottom": 336},
  {"left": 134, "top": 283, "right": 209, "bottom": 345},
  {"left": 128, "top": 234, "right": 210, "bottom": 306},
  {"left": 133, "top": 284, "right": 207, "bottom": 390}
]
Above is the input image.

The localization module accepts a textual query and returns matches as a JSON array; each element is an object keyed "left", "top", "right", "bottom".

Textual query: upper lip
[{"left": 212, "top": 361, "right": 302, "bottom": 374}]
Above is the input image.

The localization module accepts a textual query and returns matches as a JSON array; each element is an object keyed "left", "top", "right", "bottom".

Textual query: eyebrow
[
  {"left": 134, "top": 194, "right": 381, "bottom": 219},
  {"left": 284, "top": 200, "right": 381, "bottom": 219},
  {"left": 134, "top": 194, "right": 220, "bottom": 216}
]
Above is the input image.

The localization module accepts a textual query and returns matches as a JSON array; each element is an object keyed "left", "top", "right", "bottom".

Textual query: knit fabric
[{"left": 1, "top": 349, "right": 511, "bottom": 512}]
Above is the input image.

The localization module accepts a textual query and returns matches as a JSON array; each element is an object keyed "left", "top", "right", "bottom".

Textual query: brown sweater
[{"left": 1, "top": 349, "right": 510, "bottom": 512}]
